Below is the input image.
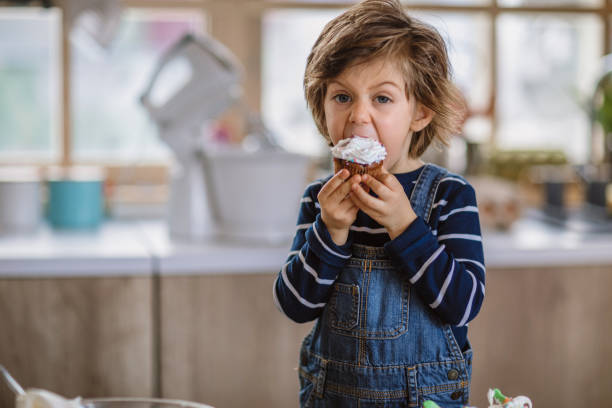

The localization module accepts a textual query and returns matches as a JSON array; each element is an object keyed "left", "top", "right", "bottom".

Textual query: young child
[{"left": 273, "top": 1, "right": 485, "bottom": 406}]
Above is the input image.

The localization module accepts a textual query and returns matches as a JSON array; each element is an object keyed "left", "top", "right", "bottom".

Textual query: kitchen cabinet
[
  {"left": 156, "top": 266, "right": 612, "bottom": 408},
  {"left": 0, "top": 276, "right": 154, "bottom": 408},
  {"left": 159, "top": 273, "right": 313, "bottom": 408},
  {"left": 469, "top": 265, "right": 612, "bottom": 408},
  {"left": 1, "top": 220, "right": 612, "bottom": 407}
]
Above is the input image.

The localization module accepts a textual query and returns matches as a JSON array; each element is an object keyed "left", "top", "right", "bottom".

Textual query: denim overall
[{"left": 298, "top": 164, "right": 472, "bottom": 408}]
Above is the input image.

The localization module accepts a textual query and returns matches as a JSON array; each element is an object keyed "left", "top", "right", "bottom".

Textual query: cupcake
[{"left": 331, "top": 137, "right": 387, "bottom": 190}]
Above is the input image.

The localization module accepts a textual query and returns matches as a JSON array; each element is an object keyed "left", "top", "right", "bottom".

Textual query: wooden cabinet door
[
  {"left": 160, "top": 273, "right": 313, "bottom": 408},
  {"left": 0, "top": 277, "right": 153, "bottom": 408},
  {"left": 469, "top": 266, "right": 612, "bottom": 407}
]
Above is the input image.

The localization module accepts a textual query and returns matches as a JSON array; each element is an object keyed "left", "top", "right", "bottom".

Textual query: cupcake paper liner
[{"left": 333, "top": 158, "right": 383, "bottom": 193}]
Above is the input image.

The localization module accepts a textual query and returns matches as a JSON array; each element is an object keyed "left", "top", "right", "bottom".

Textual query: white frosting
[
  {"left": 330, "top": 137, "right": 387, "bottom": 165},
  {"left": 16, "top": 389, "right": 82, "bottom": 408}
]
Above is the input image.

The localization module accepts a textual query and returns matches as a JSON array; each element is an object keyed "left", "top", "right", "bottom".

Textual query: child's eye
[
  {"left": 334, "top": 94, "right": 351, "bottom": 104},
  {"left": 376, "top": 95, "right": 391, "bottom": 104}
]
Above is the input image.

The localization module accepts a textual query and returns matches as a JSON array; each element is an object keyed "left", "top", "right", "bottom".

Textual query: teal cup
[{"left": 46, "top": 167, "right": 105, "bottom": 229}]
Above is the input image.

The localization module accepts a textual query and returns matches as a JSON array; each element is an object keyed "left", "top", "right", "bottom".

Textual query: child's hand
[
  {"left": 318, "top": 169, "right": 361, "bottom": 245},
  {"left": 349, "top": 167, "right": 417, "bottom": 240}
]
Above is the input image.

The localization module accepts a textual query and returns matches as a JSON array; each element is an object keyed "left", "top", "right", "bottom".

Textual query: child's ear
[{"left": 410, "top": 103, "right": 435, "bottom": 132}]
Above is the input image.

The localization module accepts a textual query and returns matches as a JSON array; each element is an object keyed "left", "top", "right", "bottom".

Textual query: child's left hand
[{"left": 349, "top": 167, "right": 417, "bottom": 240}]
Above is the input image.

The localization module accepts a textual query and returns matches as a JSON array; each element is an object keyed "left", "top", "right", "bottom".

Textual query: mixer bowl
[
  {"left": 82, "top": 398, "right": 213, "bottom": 408},
  {"left": 203, "top": 148, "right": 310, "bottom": 244}
]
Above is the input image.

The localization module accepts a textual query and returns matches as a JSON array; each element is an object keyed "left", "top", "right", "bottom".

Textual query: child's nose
[{"left": 349, "top": 100, "right": 370, "bottom": 124}]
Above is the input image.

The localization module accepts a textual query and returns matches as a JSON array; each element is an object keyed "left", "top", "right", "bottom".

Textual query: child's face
[{"left": 324, "top": 57, "right": 433, "bottom": 173}]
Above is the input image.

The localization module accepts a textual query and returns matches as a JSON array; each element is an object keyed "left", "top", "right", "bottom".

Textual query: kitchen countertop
[
  {"left": 0, "top": 220, "right": 289, "bottom": 278},
  {"left": 138, "top": 221, "right": 290, "bottom": 275},
  {"left": 1, "top": 211, "right": 612, "bottom": 277},
  {"left": 0, "top": 222, "right": 153, "bottom": 277},
  {"left": 483, "top": 209, "right": 612, "bottom": 268}
]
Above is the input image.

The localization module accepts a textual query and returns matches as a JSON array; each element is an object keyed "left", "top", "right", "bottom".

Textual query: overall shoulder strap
[{"left": 409, "top": 163, "right": 448, "bottom": 223}]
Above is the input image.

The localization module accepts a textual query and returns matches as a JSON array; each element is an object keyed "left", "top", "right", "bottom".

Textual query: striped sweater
[{"left": 273, "top": 165, "right": 485, "bottom": 350}]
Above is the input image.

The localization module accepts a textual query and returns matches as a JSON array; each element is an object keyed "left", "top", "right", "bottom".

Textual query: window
[
  {"left": 411, "top": 11, "right": 491, "bottom": 113},
  {"left": 262, "top": 8, "right": 342, "bottom": 157},
  {"left": 262, "top": 7, "right": 492, "bottom": 158},
  {"left": 0, "top": 7, "right": 61, "bottom": 162},
  {"left": 496, "top": 13, "right": 602, "bottom": 162},
  {"left": 72, "top": 8, "right": 206, "bottom": 163},
  {"left": 0, "top": 5, "right": 205, "bottom": 165},
  {"left": 260, "top": 1, "right": 608, "bottom": 166},
  {"left": 2, "top": 1, "right": 610, "bottom": 168},
  {"left": 499, "top": 0, "right": 601, "bottom": 7}
]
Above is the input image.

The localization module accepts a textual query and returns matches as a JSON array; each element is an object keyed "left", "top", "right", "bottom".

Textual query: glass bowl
[{"left": 81, "top": 398, "right": 214, "bottom": 408}]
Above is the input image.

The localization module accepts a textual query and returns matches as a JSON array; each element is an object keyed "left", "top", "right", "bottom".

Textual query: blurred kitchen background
[{"left": 1, "top": 0, "right": 612, "bottom": 407}]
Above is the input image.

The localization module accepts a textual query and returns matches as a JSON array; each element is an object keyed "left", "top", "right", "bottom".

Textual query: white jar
[{"left": 0, "top": 166, "right": 41, "bottom": 234}]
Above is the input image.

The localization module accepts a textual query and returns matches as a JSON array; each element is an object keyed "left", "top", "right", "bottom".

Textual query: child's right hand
[{"left": 318, "top": 169, "right": 361, "bottom": 246}]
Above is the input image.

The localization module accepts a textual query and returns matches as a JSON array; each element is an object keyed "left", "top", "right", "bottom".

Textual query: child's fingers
[
  {"left": 330, "top": 174, "right": 361, "bottom": 203},
  {"left": 349, "top": 188, "right": 376, "bottom": 219},
  {"left": 318, "top": 169, "right": 349, "bottom": 200},
  {"left": 339, "top": 195, "right": 359, "bottom": 214},
  {"left": 350, "top": 182, "right": 383, "bottom": 213},
  {"left": 361, "top": 174, "right": 391, "bottom": 199}
]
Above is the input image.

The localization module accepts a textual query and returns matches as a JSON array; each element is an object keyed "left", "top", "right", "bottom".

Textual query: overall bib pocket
[
  {"left": 328, "top": 262, "right": 411, "bottom": 339},
  {"left": 329, "top": 283, "right": 360, "bottom": 330},
  {"left": 362, "top": 266, "right": 410, "bottom": 339}
]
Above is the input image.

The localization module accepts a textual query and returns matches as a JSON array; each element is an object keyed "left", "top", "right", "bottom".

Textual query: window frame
[{"left": 2, "top": 0, "right": 611, "bottom": 183}]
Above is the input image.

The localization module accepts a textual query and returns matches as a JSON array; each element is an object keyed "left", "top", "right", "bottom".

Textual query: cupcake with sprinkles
[{"left": 331, "top": 136, "right": 387, "bottom": 188}]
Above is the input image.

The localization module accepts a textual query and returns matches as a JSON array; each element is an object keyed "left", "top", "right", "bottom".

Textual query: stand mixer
[
  {"left": 140, "top": 33, "right": 309, "bottom": 242},
  {"left": 140, "top": 33, "right": 242, "bottom": 240}
]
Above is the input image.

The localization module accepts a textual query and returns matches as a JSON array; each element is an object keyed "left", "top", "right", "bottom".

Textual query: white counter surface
[
  {"left": 1, "top": 212, "right": 611, "bottom": 277},
  {"left": 138, "top": 222, "right": 289, "bottom": 275},
  {"left": 483, "top": 212, "right": 612, "bottom": 268},
  {"left": 0, "top": 222, "right": 152, "bottom": 277}
]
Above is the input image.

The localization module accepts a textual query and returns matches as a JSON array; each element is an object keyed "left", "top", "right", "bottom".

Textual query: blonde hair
[{"left": 304, "top": 0, "right": 466, "bottom": 157}]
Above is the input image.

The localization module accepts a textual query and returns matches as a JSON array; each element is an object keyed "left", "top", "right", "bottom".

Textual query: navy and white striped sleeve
[
  {"left": 384, "top": 179, "right": 485, "bottom": 327},
  {"left": 273, "top": 179, "right": 353, "bottom": 323}
]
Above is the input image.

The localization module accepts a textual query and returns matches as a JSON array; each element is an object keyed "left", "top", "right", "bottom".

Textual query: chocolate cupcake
[{"left": 331, "top": 137, "right": 387, "bottom": 191}]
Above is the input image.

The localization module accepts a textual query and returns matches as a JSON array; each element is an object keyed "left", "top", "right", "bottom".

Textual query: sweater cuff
[
  {"left": 384, "top": 217, "right": 436, "bottom": 268},
  {"left": 305, "top": 214, "right": 353, "bottom": 267}
]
